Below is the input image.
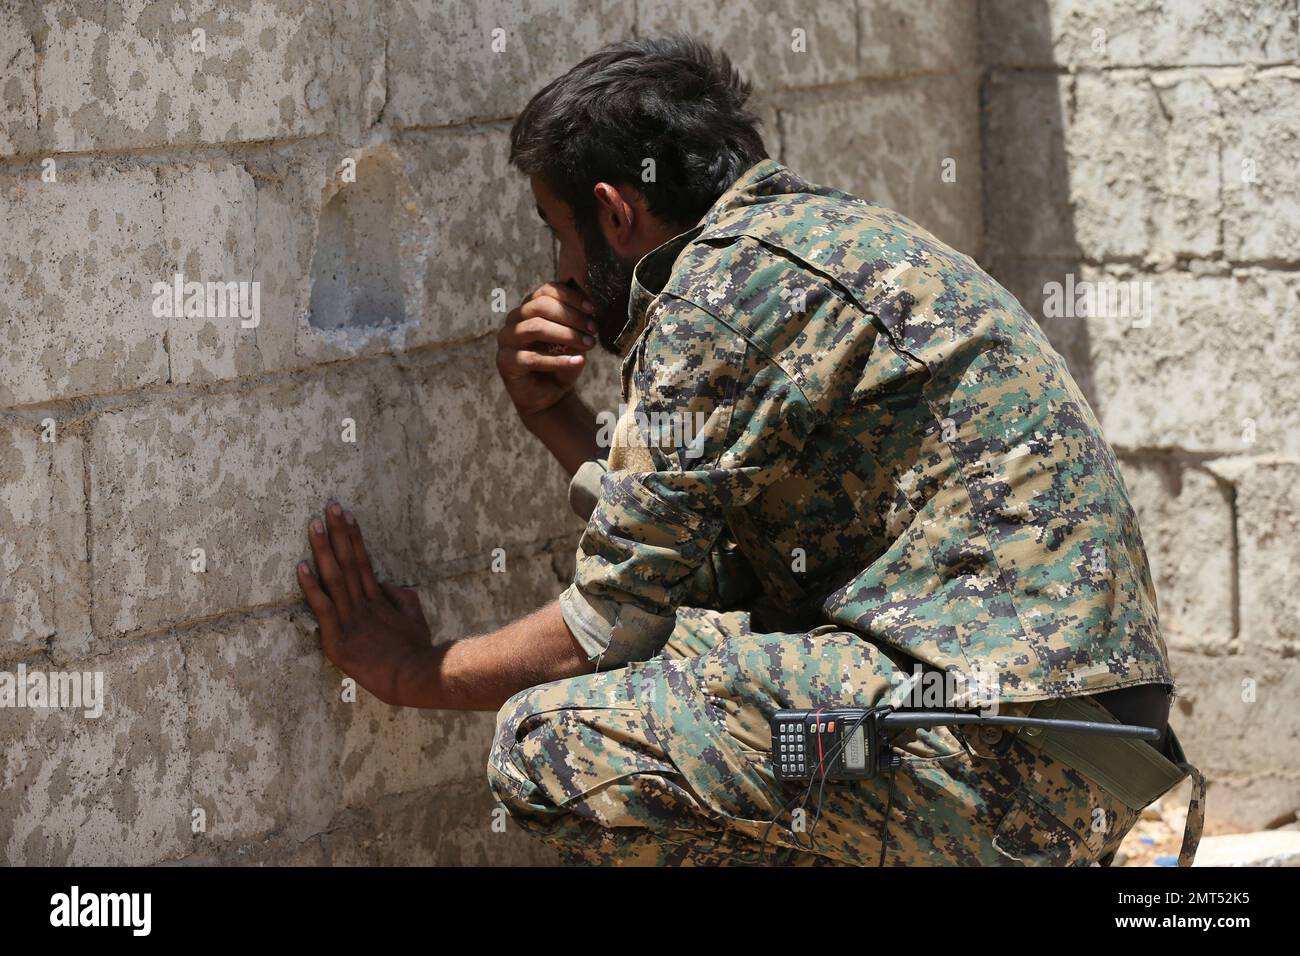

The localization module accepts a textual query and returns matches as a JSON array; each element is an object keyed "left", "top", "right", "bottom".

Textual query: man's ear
[{"left": 592, "top": 182, "right": 636, "bottom": 252}]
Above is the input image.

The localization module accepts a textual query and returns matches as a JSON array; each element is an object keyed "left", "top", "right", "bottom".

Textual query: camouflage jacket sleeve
[
  {"left": 567, "top": 457, "right": 761, "bottom": 611},
  {"left": 559, "top": 299, "right": 818, "bottom": 665}
]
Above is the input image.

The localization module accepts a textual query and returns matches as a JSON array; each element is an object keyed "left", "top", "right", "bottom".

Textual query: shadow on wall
[{"left": 978, "top": 0, "right": 1096, "bottom": 410}]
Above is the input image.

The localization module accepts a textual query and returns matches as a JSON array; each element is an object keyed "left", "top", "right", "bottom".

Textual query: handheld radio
[{"left": 771, "top": 705, "right": 1162, "bottom": 783}]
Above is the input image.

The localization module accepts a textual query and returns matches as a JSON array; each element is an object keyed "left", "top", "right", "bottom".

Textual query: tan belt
[{"left": 1014, "top": 695, "right": 1206, "bottom": 867}]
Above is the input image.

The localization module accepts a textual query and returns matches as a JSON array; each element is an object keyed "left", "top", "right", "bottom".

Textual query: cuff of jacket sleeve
[
  {"left": 567, "top": 458, "right": 609, "bottom": 522},
  {"left": 558, "top": 582, "right": 676, "bottom": 667}
]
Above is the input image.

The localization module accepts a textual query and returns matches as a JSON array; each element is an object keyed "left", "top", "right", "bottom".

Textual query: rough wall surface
[
  {"left": 2, "top": 0, "right": 1290, "bottom": 866},
  {"left": 0, "top": 1, "right": 981, "bottom": 864},
  {"left": 980, "top": 0, "right": 1299, "bottom": 830}
]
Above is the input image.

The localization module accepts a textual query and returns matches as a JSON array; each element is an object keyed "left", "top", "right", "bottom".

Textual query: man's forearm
[
  {"left": 394, "top": 600, "right": 595, "bottom": 711},
  {"left": 521, "top": 391, "right": 604, "bottom": 477}
]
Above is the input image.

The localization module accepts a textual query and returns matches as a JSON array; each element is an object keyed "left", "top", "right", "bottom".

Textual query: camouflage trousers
[{"left": 486, "top": 608, "right": 1144, "bottom": 866}]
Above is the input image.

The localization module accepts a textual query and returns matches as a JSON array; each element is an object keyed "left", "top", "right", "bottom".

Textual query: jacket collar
[{"left": 614, "top": 158, "right": 787, "bottom": 355}]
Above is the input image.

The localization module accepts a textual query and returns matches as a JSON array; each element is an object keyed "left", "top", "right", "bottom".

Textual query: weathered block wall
[
  {"left": 0, "top": 1, "right": 981, "bottom": 864},
  {"left": 980, "top": 0, "right": 1300, "bottom": 829}
]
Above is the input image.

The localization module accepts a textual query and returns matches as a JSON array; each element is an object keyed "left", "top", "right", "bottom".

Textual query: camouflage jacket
[{"left": 558, "top": 159, "right": 1173, "bottom": 703}]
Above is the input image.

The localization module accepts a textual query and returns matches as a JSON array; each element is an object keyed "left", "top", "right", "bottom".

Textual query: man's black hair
[{"left": 509, "top": 34, "right": 768, "bottom": 231}]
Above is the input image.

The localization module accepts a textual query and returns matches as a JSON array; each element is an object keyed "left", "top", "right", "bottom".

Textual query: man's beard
[{"left": 577, "top": 217, "right": 636, "bottom": 355}]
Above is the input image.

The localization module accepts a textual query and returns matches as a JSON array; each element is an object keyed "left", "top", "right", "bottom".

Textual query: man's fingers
[
  {"left": 297, "top": 561, "right": 343, "bottom": 652},
  {"left": 521, "top": 295, "right": 597, "bottom": 335},
  {"left": 343, "top": 510, "right": 382, "bottom": 601},
  {"left": 511, "top": 349, "right": 585, "bottom": 372},
  {"left": 526, "top": 281, "right": 594, "bottom": 316},
  {"left": 518, "top": 287, "right": 597, "bottom": 334},
  {"left": 509, "top": 315, "right": 596, "bottom": 351},
  {"left": 324, "top": 502, "right": 364, "bottom": 605},
  {"left": 308, "top": 516, "right": 352, "bottom": 619},
  {"left": 382, "top": 582, "right": 424, "bottom": 621}
]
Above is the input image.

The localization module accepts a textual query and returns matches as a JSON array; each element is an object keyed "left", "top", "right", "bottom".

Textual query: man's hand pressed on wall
[
  {"left": 296, "top": 502, "right": 435, "bottom": 706},
  {"left": 297, "top": 502, "right": 595, "bottom": 711}
]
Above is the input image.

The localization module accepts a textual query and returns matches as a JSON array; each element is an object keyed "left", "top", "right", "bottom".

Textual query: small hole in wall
[{"left": 308, "top": 155, "right": 406, "bottom": 331}]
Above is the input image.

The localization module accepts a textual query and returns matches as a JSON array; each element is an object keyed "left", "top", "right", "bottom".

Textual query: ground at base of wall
[{"left": 1116, "top": 790, "right": 1300, "bottom": 867}]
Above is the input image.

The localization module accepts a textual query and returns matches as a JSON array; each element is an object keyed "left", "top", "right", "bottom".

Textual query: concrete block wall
[
  {"left": 0, "top": 1, "right": 981, "bottom": 864},
  {"left": 980, "top": 0, "right": 1300, "bottom": 829}
]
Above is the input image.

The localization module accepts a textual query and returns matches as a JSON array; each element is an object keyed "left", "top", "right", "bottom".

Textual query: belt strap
[
  {"left": 1018, "top": 695, "right": 1206, "bottom": 867},
  {"left": 1163, "top": 723, "right": 1207, "bottom": 868}
]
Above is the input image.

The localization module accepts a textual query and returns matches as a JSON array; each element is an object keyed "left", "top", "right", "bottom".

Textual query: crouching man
[{"left": 297, "top": 36, "right": 1204, "bottom": 866}]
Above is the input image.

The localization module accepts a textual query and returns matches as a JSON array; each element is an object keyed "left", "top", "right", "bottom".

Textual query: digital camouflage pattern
[
  {"left": 489, "top": 606, "right": 1144, "bottom": 865},
  {"left": 495, "top": 159, "right": 1198, "bottom": 865},
  {"left": 559, "top": 158, "right": 1173, "bottom": 703}
]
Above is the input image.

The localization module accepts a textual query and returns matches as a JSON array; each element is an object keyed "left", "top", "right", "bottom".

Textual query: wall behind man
[
  {"left": 980, "top": 0, "right": 1299, "bottom": 831},
  {"left": 7, "top": 0, "right": 1289, "bottom": 866},
  {"left": 0, "top": 1, "right": 980, "bottom": 865}
]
